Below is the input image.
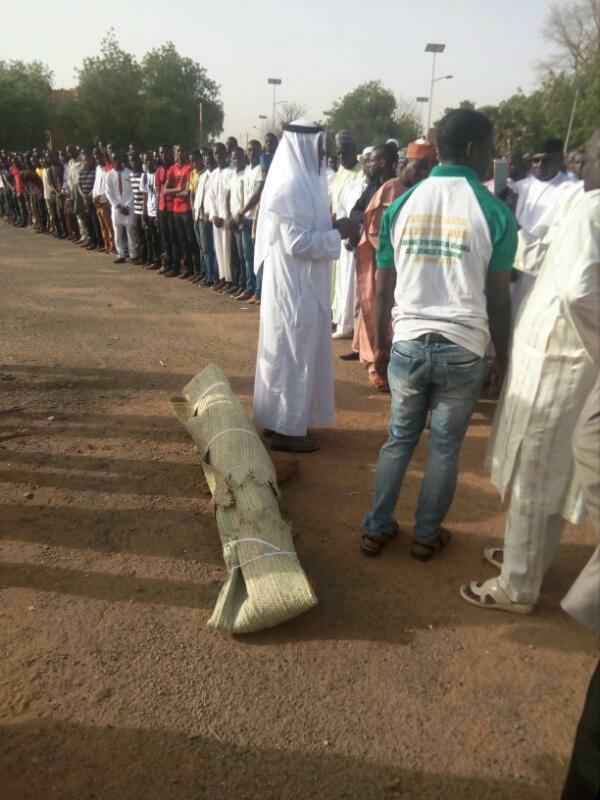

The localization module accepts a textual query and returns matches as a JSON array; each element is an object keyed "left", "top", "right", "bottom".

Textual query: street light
[
  {"left": 416, "top": 96, "right": 429, "bottom": 138},
  {"left": 257, "top": 115, "right": 268, "bottom": 137},
  {"left": 268, "top": 77, "right": 282, "bottom": 130},
  {"left": 424, "top": 43, "right": 446, "bottom": 136}
]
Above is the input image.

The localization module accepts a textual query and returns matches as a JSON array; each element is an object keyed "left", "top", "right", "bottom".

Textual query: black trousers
[
  {"left": 83, "top": 202, "right": 102, "bottom": 247},
  {"left": 562, "top": 660, "right": 600, "bottom": 800},
  {"left": 172, "top": 210, "right": 201, "bottom": 274},
  {"left": 157, "top": 210, "right": 176, "bottom": 270},
  {"left": 144, "top": 216, "right": 161, "bottom": 265}
]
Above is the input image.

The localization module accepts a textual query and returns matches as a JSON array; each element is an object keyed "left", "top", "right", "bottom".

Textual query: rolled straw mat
[{"left": 171, "top": 364, "right": 317, "bottom": 633}]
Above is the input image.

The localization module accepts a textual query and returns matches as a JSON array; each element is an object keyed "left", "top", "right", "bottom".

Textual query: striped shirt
[{"left": 130, "top": 173, "right": 144, "bottom": 216}]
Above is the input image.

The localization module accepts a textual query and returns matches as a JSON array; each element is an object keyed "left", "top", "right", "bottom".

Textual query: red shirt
[
  {"left": 155, "top": 166, "right": 173, "bottom": 212},
  {"left": 9, "top": 166, "right": 25, "bottom": 194},
  {"left": 166, "top": 163, "right": 192, "bottom": 213}
]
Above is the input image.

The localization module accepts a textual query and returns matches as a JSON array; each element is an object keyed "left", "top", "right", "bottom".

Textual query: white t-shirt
[
  {"left": 229, "top": 168, "right": 245, "bottom": 218},
  {"left": 378, "top": 164, "right": 518, "bottom": 357},
  {"left": 243, "top": 163, "right": 262, "bottom": 220},
  {"left": 140, "top": 170, "right": 158, "bottom": 217}
]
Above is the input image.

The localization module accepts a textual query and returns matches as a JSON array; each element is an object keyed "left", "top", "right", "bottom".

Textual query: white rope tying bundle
[{"left": 224, "top": 537, "right": 298, "bottom": 571}]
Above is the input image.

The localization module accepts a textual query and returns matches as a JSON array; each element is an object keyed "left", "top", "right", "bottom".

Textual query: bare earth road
[{"left": 0, "top": 224, "right": 597, "bottom": 800}]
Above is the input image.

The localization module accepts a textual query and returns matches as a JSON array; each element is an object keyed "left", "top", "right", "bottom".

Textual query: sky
[{"left": 5, "top": 0, "right": 559, "bottom": 141}]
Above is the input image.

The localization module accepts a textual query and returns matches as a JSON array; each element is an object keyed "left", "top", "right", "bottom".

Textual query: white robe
[
  {"left": 489, "top": 189, "right": 600, "bottom": 523},
  {"left": 331, "top": 178, "right": 364, "bottom": 335},
  {"left": 105, "top": 167, "right": 135, "bottom": 226},
  {"left": 511, "top": 172, "right": 575, "bottom": 318},
  {"left": 253, "top": 221, "right": 342, "bottom": 435},
  {"left": 207, "top": 165, "right": 234, "bottom": 281}
]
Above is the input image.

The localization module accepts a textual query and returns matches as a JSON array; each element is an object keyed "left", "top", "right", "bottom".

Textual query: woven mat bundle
[{"left": 171, "top": 364, "right": 317, "bottom": 634}]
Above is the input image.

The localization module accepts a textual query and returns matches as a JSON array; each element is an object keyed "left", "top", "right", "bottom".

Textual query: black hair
[
  {"left": 371, "top": 143, "right": 397, "bottom": 167},
  {"left": 533, "top": 137, "right": 563, "bottom": 155},
  {"left": 437, "top": 108, "right": 493, "bottom": 161}
]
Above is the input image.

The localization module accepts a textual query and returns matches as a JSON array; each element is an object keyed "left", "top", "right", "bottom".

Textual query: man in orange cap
[{"left": 349, "top": 140, "right": 435, "bottom": 391}]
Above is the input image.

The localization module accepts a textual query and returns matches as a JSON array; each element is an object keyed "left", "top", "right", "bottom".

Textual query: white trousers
[
  {"left": 332, "top": 246, "right": 356, "bottom": 335},
  {"left": 113, "top": 223, "right": 138, "bottom": 259},
  {"left": 213, "top": 224, "right": 232, "bottom": 281},
  {"left": 499, "top": 480, "right": 566, "bottom": 604}
]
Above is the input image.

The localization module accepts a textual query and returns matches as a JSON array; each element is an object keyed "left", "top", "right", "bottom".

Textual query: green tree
[
  {"left": 140, "top": 42, "right": 223, "bottom": 147},
  {"left": 49, "top": 90, "right": 89, "bottom": 148},
  {"left": 328, "top": 80, "right": 419, "bottom": 150},
  {"left": 0, "top": 60, "right": 53, "bottom": 149},
  {"left": 76, "top": 30, "right": 143, "bottom": 146}
]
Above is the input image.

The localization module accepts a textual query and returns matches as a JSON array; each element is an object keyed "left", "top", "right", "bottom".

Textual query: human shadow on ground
[
  {"left": 0, "top": 502, "right": 221, "bottom": 565},
  {"left": 0, "top": 718, "right": 562, "bottom": 800},
  {"left": 0, "top": 449, "right": 207, "bottom": 498},
  {"left": 0, "top": 562, "right": 219, "bottom": 609}
]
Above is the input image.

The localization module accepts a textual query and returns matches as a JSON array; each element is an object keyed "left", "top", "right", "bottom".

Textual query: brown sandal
[
  {"left": 410, "top": 528, "right": 451, "bottom": 561},
  {"left": 360, "top": 522, "right": 399, "bottom": 557}
]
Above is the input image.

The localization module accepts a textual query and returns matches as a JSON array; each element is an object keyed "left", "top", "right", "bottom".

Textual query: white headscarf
[{"left": 254, "top": 119, "right": 331, "bottom": 271}]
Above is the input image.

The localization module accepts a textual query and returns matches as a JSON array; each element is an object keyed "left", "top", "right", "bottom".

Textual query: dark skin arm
[
  {"left": 486, "top": 269, "right": 512, "bottom": 396},
  {"left": 236, "top": 182, "right": 264, "bottom": 223},
  {"left": 373, "top": 268, "right": 397, "bottom": 366}
]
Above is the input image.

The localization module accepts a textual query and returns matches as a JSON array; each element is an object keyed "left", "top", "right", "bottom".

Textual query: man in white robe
[
  {"left": 207, "top": 142, "right": 234, "bottom": 292},
  {"left": 253, "top": 120, "right": 356, "bottom": 452},
  {"left": 510, "top": 137, "right": 575, "bottom": 318},
  {"left": 105, "top": 152, "right": 138, "bottom": 264},
  {"left": 460, "top": 129, "right": 600, "bottom": 614},
  {"left": 332, "top": 173, "right": 365, "bottom": 338}
]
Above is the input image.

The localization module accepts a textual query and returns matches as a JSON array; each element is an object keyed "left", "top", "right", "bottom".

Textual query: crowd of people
[
  {"left": 2, "top": 111, "right": 599, "bottom": 798},
  {"left": 0, "top": 132, "right": 282, "bottom": 306}
]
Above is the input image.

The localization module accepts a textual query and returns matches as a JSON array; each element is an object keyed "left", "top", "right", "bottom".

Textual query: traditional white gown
[
  {"left": 207, "top": 165, "right": 233, "bottom": 281},
  {"left": 489, "top": 189, "right": 600, "bottom": 603},
  {"left": 253, "top": 122, "right": 342, "bottom": 437},
  {"left": 331, "top": 177, "right": 364, "bottom": 336}
]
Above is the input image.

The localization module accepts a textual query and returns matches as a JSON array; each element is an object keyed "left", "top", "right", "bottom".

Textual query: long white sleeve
[
  {"left": 206, "top": 171, "right": 218, "bottom": 219},
  {"left": 105, "top": 172, "right": 118, "bottom": 208},
  {"left": 279, "top": 220, "right": 341, "bottom": 261}
]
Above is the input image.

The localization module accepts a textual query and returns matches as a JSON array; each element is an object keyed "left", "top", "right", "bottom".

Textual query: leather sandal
[{"left": 410, "top": 528, "right": 452, "bottom": 561}]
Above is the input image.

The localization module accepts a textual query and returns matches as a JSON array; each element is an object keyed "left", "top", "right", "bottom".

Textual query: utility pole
[
  {"left": 268, "top": 78, "right": 282, "bottom": 130},
  {"left": 425, "top": 43, "right": 446, "bottom": 137}
]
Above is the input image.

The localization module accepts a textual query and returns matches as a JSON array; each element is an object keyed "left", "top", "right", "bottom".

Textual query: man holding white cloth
[{"left": 252, "top": 120, "right": 355, "bottom": 453}]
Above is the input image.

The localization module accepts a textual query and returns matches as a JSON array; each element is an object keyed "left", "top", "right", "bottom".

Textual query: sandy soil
[{"left": 0, "top": 224, "right": 597, "bottom": 800}]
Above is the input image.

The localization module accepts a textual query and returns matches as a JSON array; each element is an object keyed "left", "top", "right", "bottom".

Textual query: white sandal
[
  {"left": 459, "top": 577, "right": 534, "bottom": 615},
  {"left": 484, "top": 547, "right": 503, "bottom": 569}
]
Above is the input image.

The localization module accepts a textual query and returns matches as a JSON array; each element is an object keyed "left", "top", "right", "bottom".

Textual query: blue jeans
[
  {"left": 241, "top": 218, "right": 256, "bottom": 296},
  {"left": 198, "top": 219, "right": 218, "bottom": 282},
  {"left": 364, "top": 338, "right": 486, "bottom": 542}
]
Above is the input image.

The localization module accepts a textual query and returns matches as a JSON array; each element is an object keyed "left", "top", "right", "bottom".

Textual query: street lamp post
[
  {"left": 416, "top": 96, "right": 429, "bottom": 138},
  {"left": 268, "top": 77, "right": 282, "bottom": 130},
  {"left": 425, "top": 43, "right": 446, "bottom": 136}
]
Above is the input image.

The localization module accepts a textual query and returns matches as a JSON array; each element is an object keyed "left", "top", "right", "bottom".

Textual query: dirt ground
[{"left": 0, "top": 224, "right": 597, "bottom": 800}]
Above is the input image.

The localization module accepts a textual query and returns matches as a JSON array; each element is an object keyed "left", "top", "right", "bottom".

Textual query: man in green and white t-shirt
[{"left": 361, "top": 109, "right": 517, "bottom": 561}]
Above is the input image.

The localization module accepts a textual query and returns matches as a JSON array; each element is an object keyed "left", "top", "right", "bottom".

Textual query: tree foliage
[
  {"left": 327, "top": 81, "right": 420, "bottom": 150},
  {"left": 0, "top": 60, "right": 53, "bottom": 148},
  {"left": 0, "top": 32, "right": 223, "bottom": 150},
  {"left": 276, "top": 102, "right": 308, "bottom": 135},
  {"left": 436, "top": 0, "right": 599, "bottom": 151},
  {"left": 76, "top": 31, "right": 143, "bottom": 145},
  {"left": 141, "top": 42, "right": 223, "bottom": 147}
]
